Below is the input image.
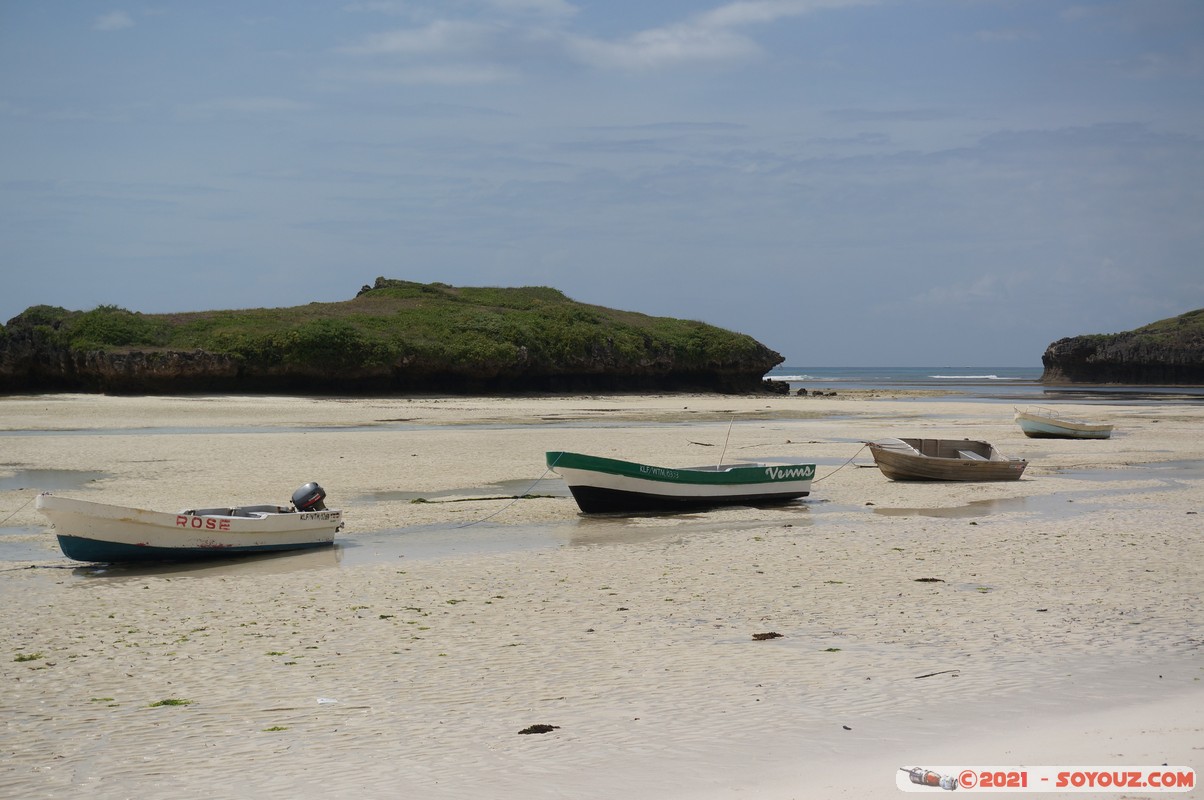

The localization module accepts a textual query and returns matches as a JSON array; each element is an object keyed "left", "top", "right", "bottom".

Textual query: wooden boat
[
  {"left": 36, "top": 482, "right": 343, "bottom": 563},
  {"left": 546, "top": 451, "right": 815, "bottom": 513},
  {"left": 1014, "top": 406, "right": 1113, "bottom": 439},
  {"left": 866, "top": 438, "right": 1027, "bottom": 482}
]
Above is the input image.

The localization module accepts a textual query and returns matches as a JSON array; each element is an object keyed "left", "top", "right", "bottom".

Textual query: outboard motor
[{"left": 292, "top": 482, "right": 328, "bottom": 512}]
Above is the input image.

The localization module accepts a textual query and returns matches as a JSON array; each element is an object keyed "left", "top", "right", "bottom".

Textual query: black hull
[{"left": 568, "top": 486, "right": 808, "bottom": 514}]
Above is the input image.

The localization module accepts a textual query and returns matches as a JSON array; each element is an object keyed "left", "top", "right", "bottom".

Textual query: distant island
[
  {"left": 1041, "top": 308, "right": 1204, "bottom": 384},
  {"left": 0, "top": 278, "right": 785, "bottom": 395}
]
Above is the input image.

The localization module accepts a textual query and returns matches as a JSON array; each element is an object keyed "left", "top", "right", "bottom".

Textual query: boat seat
[
  {"left": 232, "top": 505, "right": 290, "bottom": 516},
  {"left": 184, "top": 505, "right": 289, "bottom": 517},
  {"left": 957, "top": 450, "right": 988, "bottom": 461}
]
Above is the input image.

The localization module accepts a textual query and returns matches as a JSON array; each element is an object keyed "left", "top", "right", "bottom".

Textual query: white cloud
[
  {"left": 697, "top": 0, "right": 873, "bottom": 28},
  {"left": 94, "top": 11, "right": 134, "bottom": 31},
  {"left": 570, "top": 0, "right": 876, "bottom": 70},
  {"left": 338, "top": 0, "right": 875, "bottom": 79},
  {"left": 566, "top": 25, "right": 760, "bottom": 70},
  {"left": 339, "top": 20, "right": 494, "bottom": 57}
]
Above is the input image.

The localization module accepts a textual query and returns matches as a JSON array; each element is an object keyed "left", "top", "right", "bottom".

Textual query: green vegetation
[
  {"left": 13, "top": 652, "right": 44, "bottom": 662},
  {"left": 7, "top": 280, "right": 765, "bottom": 366},
  {"left": 1, "top": 278, "right": 783, "bottom": 393},
  {"left": 1063, "top": 309, "right": 1204, "bottom": 350},
  {"left": 148, "top": 698, "right": 193, "bottom": 707},
  {"left": 1127, "top": 308, "right": 1204, "bottom": 346}
]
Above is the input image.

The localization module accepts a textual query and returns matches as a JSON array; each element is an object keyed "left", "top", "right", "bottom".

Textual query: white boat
[
  {"left": 546, "top": 451, "right": 815, "bottom": 513},
  {"left": 1014, "top": 406, "right": 1113, "bottom": 439},
  {"left": 36, "top": 482, "right": 343, "bottom": 562}
]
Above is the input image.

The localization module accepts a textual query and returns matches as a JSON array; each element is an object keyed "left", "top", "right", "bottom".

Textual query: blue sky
[{"left": 2, "top": 1, "right": 1202, "bottom": 367}]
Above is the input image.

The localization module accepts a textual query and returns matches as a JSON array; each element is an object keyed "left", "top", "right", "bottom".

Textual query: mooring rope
[
  {"left": 0, "top": 492, "right": 37, "bottom": 527},
  {"left": 455, "top": 453, "right": 564, "bottom": 529},
  {"left": 810, "top": 443, "right": 869, "bottom": 484}
]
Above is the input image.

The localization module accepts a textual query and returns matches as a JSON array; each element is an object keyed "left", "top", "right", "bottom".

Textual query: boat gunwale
[{"left": 546, "top": 451, "right": 816, "bottom": 487}]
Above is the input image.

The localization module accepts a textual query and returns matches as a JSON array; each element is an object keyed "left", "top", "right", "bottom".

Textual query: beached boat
[
  {"left": 36, "top": 482, "right": 343, "bottom": 563},
  {"left": 1014, "top": 406, "right": 1113, "bottom": 439},
  {"left": 545, "top": 451, "right": 815, "bottom": 513},
  {"left": 866, "top": 438, "right": 1027, "bottom": 482}
]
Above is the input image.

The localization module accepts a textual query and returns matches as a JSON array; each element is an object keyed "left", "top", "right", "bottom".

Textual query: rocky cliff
[
  {"left": 0, "top": 280, "right": 785, "bottom": 395},
  {"left": 1040, "top": 309, "right": 1204, "bottom": 384}
]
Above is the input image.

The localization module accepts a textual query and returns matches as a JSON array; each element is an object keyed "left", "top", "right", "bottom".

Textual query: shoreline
[{"left": 2, "top": 393, "right": 1202, "bottom": 798}]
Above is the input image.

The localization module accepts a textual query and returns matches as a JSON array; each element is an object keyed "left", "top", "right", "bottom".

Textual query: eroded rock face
[
  {"left": 0, "top": 327, "right": 783, "bottom": 395},
  {"left": 1040, "top": 310, "right": 1204, "bottom": 385}
]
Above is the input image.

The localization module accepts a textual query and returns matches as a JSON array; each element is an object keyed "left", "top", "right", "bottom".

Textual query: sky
[{"left": 2, "top": 1, "right": 1203, "bottom": 367}]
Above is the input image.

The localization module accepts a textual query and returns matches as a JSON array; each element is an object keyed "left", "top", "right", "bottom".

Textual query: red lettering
[
  {"left": 1151, "top": 771, "right": 1194, "bottom": 789},
  {"left": 176, "top": 515, "right": 187, "bottom": 528}
]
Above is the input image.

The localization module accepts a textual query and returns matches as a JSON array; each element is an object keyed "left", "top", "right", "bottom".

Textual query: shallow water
[
  {"left": 867, "top": 461, "right": 1203, "bottom": 518},
  {"left": 872, "top": 493, "right": 1088, "bottom": 519},
  {"left": 0, "top": 468, "right": 108, "bottom": 492},
  {"left": 362, "top": 478, "right": 572, "bottom": 503},
  {"left": 5, "top": 460, "right": 1199, "bottom": 573}
]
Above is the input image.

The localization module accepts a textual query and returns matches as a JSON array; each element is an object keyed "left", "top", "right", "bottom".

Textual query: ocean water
[{"left": 763, "top": 366, "right": 1204, "bottom": 403}]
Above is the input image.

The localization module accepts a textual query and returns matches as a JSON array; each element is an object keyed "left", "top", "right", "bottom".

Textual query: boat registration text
[{"left": 176, "top": 516, "right": 232, "bottom": 530}]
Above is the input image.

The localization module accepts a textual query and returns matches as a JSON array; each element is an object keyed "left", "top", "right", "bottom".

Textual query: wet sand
[{"left": 1, "top": 393, "right": 1202, "bottom": 798}]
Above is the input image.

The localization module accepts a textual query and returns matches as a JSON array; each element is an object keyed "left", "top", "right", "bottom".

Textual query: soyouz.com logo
[{"left": 897, "top": 765, "right": 1195, "bottom": 792}]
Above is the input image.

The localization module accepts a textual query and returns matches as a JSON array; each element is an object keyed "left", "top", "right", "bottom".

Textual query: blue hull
[{"left": 57, "top": 535, "right": 334, "bottom": 563}]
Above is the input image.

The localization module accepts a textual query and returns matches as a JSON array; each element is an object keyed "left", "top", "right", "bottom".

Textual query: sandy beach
[{"left": 1, "top": 392, "right": 1201, "bottom": 799}]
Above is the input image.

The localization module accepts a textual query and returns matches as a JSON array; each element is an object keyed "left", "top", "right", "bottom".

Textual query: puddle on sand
[
  {"left": 362, "top": 478, "right": 572, "bottom": 503},
  {"left": 868, "top": 461, "right": 1203, "bottom": 520},
  {"left": 0, "top": 530, "right": 60, "bottom": 563},
  {"left": 12, "top": 503, "right": 817, "bottom": 575},
  {"left": 873, "top": 494, "right": 1077, "bottom": 519},
  {"left": 0, "top": 468, "right": 109, "bottom": 492},
  {"left": 1049, "top": 460, "right": 1204, "bottom": 483}
]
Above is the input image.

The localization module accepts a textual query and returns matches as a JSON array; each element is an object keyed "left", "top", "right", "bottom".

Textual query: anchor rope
[
  {"left": 0, "top": 492, "right": 38, "bottom": 527},
  {"left": 810, "top": 443, "right": 869, "bottom": 484},
  {"left": 455, "top": 452, "right": 564, "bottom": 529}
]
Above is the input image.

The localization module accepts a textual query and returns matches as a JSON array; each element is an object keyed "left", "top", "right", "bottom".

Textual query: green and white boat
[{"left": 545, "top": 451, "right": 815, "bottom": 514}]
